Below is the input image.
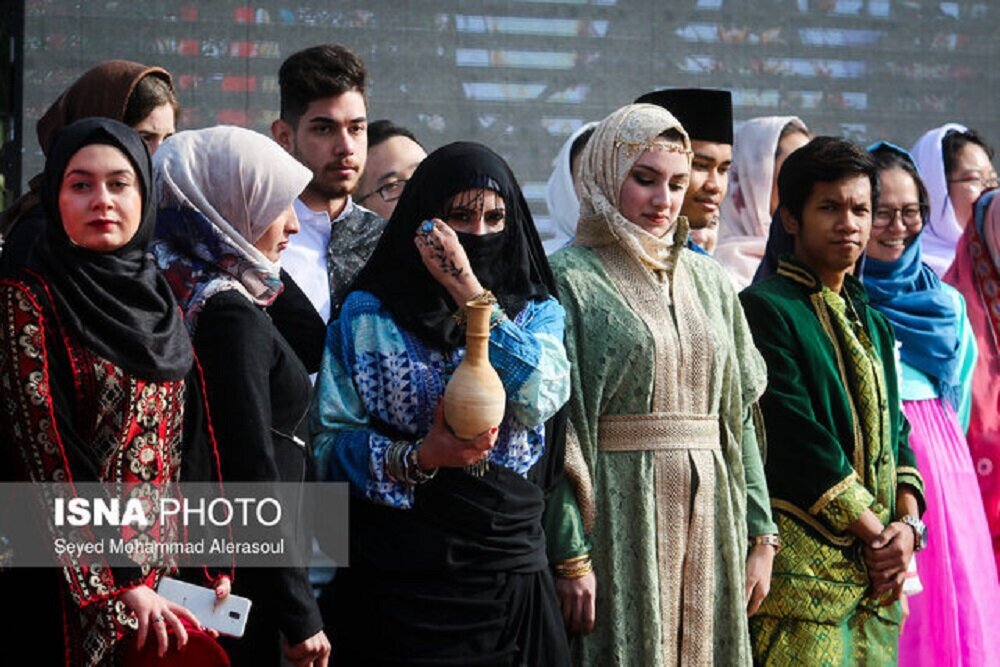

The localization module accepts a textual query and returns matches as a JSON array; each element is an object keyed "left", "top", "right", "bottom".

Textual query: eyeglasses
[
  {"left": 947, "top": 175, "right": 1000, "bottom": 190},
  {"left": 873, "top": 205, "right": 926, "bottom": 228},
  {"left": 357, "top": 179, "right": 408, "bottom": 204}
]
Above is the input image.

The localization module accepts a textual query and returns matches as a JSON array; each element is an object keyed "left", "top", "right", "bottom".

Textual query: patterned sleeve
[
  {"left": 488, "top": 297, "right": 570, "bottom": 427},
  {"left": 0, "top": 281, "right": 146, "bottom": 627},
  {"left": 310, "top": 292, "right": 422, "bottom": 509}
]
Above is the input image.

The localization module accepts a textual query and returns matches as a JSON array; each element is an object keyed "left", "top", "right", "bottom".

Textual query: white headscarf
[
  {"left": 540, "top": 121, "right": 598, "bottom": 255},
  {"left": 910, "top": 122, "right": 968, "bottom": 276},
  {"left": 152, "top": 126, "right": 312, "bottom": 328},
  {"left": 575, "top": 104, "right": 692, "bottom": 274},
  {"left": 715, "top": 116, "right": 808, "bottom": 290}
]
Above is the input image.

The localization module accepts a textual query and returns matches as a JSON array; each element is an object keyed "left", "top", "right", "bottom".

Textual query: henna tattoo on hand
[{"left": 427, "top": 235, "right": 464, "bottom": 278}]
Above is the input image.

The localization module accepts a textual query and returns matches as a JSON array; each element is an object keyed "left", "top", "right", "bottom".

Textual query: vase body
[{"left": 443, "top": 301, "right": 506, "bottom": 439}]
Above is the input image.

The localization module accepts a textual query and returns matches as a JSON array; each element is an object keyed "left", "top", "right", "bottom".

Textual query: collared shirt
[{"left": 283, "top": 197, "right": 353, "bottom": 323}]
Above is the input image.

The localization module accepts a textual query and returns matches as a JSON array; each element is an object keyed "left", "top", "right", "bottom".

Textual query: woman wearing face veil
[
  {"left": 312, "top": 141, "right": 572, "bottom": 665},
  {"left": 0, "top": 118, "right": 225, "bottom": 666}
]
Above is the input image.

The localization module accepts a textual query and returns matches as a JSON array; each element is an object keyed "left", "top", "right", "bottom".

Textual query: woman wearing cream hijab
[{"left": 547, "top": 104, "right": 776, "bottom": 666}]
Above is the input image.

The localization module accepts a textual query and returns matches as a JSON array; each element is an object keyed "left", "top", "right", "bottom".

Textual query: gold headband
[{"left": 613, "top": 138, "right": 693, "bottom": 160}]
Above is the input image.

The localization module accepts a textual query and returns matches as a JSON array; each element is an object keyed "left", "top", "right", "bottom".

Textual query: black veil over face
[
  {"left": 352, "top": 140, "right": 567, "bottom": 497},
  {"left": 352, "top": 141, "right": 553, "bottom": 349}
]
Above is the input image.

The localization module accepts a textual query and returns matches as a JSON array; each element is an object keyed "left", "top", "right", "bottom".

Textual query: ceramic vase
[{"left": 443, "top": 300, "right": 506, "bottom": 439}]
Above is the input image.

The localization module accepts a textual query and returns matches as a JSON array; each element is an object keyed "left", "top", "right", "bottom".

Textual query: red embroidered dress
[{"left": 0, "top": 277, "right": 187, "bottom": 667}]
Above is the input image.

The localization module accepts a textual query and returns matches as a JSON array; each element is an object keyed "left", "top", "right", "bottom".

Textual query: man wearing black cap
[{"left": 635, "top": 88, "right": 733, "bottom": 254}]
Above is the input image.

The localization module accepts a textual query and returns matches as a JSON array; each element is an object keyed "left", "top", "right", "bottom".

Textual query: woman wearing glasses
[
  {"left": 910, "top": 124, "right": 997, "bottom": 276},
  {"left": 861, "top": 143, "right": 1000, "bottom": 666}
]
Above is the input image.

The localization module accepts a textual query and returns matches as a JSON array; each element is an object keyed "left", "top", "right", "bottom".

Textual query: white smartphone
[{"left": 157, "top": 576, "right": 252, "bottom": 638}]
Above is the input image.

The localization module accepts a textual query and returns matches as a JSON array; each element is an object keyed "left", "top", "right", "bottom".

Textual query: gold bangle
[
  {"left": 453, "top": 290, "right": 498, "bottom": 327},
  {"left": 750, "top": 534, "right": 781, "bottom": 553},
  {"left": 554, "top": 554, "right": 593, "bottom": 579}
]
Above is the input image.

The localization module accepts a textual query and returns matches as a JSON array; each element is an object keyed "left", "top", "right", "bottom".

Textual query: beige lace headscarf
[{"left": 574, "top": 103, "right": 693, "bottom": 272}]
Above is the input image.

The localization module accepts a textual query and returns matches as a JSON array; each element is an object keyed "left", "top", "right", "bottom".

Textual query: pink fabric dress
[
  {"left": 945, "top": 194, "right": 1000, "bottom": 573},
  {"left": 898, "top": 396, "right": 1000, "bottom": 667}
]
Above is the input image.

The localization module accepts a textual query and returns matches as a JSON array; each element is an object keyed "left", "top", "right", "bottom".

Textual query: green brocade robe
[
  {"left": 740, "top": 258, "right": 925, "bottom": 664},
  {"left": 548, "top": 237, "right": 776, "bottom": 667}
]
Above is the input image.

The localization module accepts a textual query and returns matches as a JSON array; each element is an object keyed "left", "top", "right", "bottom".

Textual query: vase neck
[{"left": 464, "top": 302, "right": 492, "bottom": 364}]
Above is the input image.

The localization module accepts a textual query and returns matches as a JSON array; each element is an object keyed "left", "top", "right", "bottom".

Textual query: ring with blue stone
[{"left": 420, "top": 220, "right": 435, "bottom": 234}]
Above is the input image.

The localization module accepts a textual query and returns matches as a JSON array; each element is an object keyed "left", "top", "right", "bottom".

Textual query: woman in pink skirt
[{"left": 862, "top": 142, "right": 1000, "bottom": 666}]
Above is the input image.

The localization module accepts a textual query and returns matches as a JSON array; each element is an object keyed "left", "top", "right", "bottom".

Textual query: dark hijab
[
  {"left": 352, "top": 141, "right": 554, "bottom": 348},
  {"left": 31, "top": 117, "right": 192, "bottom": 381},
  {"left": 347, "top": 145, "right": 569, "bottom": 586},
  {"left": 2, "top": 61, "right": 175, "bottom": 274},
  {"left": 36, "top": 59, "right": 174, "bottom": 155},
  {"left": 752, "top": 209, "right": 791, "bottom": 284},
  {"left": 353, "top": 141, "right": 567, "bottom": 491}
]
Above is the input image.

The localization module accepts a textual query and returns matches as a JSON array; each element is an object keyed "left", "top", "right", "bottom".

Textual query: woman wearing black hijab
[
  {"left": 312, "top": 141, "right": 572, "bottom": 665},
  {"left": 0, "top": 118, "right": 224, "bottom": 666}
]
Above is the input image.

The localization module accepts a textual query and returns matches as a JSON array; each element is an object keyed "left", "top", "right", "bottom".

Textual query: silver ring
[
  {"left": 152, "top": 615, "right": 165, "bottom": 623},
  {"left": 420, "top": 220, "right": 435, "bottom": 234}
]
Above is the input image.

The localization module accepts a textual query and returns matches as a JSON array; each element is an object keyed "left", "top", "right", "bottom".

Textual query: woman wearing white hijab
[
  {"left": 715, "top": 116, "right": 810, "bottom": 290},
  {"left": 911, "top": 123, "right": 997, "bottom": 276},
  {"left": 152, "top": 126, "right": 332, "bottom": 667},
  {"left": 540, "top": 121, "right": 598, "bottom": 254}
]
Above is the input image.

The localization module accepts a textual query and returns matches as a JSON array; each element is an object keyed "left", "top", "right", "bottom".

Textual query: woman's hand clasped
[
  {"left": 418, "top": 402, "right": 498, "bottom": 470},
  {"left": 414, "top": 219, "right": 484, "bottom": 305},
  {"left": 120, "top": 584, "right": 213, "bottom": 657}
]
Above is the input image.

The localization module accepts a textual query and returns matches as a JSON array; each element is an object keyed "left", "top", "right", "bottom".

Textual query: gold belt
[{"left": 597, "top": 412, "right": 720, "bottom": 452}]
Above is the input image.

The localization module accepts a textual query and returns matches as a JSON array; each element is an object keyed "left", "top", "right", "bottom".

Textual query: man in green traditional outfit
[{"left": 741, "top": 137, "right": 926, "bottom": 666}]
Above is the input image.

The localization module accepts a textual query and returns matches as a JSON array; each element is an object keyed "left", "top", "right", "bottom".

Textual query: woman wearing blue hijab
[{"left": 861, "top": 142, "right": 999, "bottom": 666}]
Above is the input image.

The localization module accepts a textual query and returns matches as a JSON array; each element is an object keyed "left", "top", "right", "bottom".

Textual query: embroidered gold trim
[
  {"left": 598, "top": 413, "right": 720, "bottom": 451},
  {"left": 593, "top": 241, "right": 718, "bottom": 661},
  {"left": 612, "top": 138, "right": 693, "bottom": 160},
  {"left": 896, "top": 466, "right": 924, "bottom": 493},
  {"left": 595, "top": 243, "right": 675, "bottom": 408},
  {"left": 563, "top": 421, "right": 597, "bottom": 534},
  {"left": 771, "top": 499, "right": 856, "bottom": 547},
  {"left": 809, "top": 292, "right": 865, "bottom": 474},
  {"left": 672, "top": 256, "right": 714, "bottom": 415},
  {"left": 808, "top": 473, "right": 861, "bottom": 516},
  {"left": 680, "top": 449, "right": 716, "bottom": 665},
  {"left": 777, "top": 260, "right": 818, "bottom": 289}
]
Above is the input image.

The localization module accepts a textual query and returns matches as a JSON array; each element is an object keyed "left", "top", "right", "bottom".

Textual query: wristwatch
[
  {"left": 899, "top": 515, "right": 927, "bottom": 552},
  {"left": 751, "top": 534, "right": 782, "bottom": 553}
]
